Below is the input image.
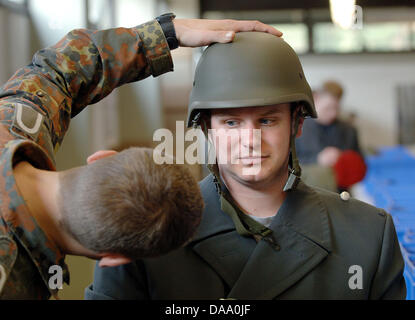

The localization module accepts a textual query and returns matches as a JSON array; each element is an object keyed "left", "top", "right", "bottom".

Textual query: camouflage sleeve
[
  {"left": 0, "top": 20, "right": 173, "bottom": 153},
  {"left": 0, "top": 231, "right": 18, "bottom": 297}
]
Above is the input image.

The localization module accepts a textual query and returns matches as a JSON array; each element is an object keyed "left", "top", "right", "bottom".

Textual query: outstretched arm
[{"left": 0, "top": 17, "right": 281, "bottom": 155}]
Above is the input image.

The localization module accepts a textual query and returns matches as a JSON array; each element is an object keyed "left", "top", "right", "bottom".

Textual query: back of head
[{"left": 59, "top": 147, "right": 204, "bottom": 259}]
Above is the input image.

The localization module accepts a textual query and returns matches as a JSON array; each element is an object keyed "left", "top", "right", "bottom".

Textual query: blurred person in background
[
  {"left": 0, "top": 15, "right": 281, "bottom": 299},
  {"left": 296, "top": 80, "right": 366, "bottom": 192}
]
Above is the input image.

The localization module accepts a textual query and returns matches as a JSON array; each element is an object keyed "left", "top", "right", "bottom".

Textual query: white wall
[
  {"left": 113, "top": 0, "right": 163, "bottom": 146},
  {"left": 301, "top": 53, "right": 415, "bottom": 151},
  {"left": 28, "top": 0, "right": 93, "bottom": 171},
  {"left": 0, "top": 7, "right": 30, "bottom": 84},
  {"left": 28, "top": 0, "right": 86, "bottom": 46}
]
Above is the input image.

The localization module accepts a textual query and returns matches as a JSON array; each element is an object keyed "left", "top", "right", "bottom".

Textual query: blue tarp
[{"left": 361, "top": 146, "right": 415, "bottom": 300}]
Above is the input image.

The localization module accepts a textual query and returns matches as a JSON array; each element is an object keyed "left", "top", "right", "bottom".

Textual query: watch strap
[{"left": 156, "top": 13, "right": 179, "bottom": 50}]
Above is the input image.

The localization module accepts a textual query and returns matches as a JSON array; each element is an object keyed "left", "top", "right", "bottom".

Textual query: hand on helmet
[{"left": 173, "top": 19, "right": 283, "bottom": 48}]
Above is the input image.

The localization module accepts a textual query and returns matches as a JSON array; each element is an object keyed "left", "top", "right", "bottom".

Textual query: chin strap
[
  {"left": 283, "top": 111, "right": 302, "bottom": 191},
  {"left": 207, "top": 160, "right": 279, "bottom": 249}
]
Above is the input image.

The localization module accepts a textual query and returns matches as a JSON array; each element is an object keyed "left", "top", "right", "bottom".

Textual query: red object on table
[{"left": 333, "top": 150, "right": 367, "bottom": 188}]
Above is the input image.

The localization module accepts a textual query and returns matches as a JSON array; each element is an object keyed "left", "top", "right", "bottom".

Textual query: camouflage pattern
[{"left": 0, "top": 19, "right": 172, "bottom": 299}]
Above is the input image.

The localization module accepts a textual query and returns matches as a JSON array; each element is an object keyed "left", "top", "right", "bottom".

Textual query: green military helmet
[{"left": 187, "top": 31, "right": 316, "bottom": 127}]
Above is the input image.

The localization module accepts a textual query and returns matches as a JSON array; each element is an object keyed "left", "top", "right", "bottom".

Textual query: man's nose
[{"left": 240, "top": 123, "right": 261, "bottom": 151}]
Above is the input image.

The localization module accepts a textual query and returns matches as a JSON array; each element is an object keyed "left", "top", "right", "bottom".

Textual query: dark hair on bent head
[{"left": 58, "top": 147, "right": 204, "bottom": 259}]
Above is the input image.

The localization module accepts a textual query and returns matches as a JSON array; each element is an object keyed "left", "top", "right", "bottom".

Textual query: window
[
  {"left": 313, "top": 22, "right": 363, "bottom": 53},
  {"left": 271, "top": 23, "right": 309, "bottom": 54},
  {"left": 362, "top": 22, "right": 412, "bottom": 52},
  {"left": 313, "top": 21, "right": 414, "bottom": 53},
  {"left": 202, "top": 7, "right": 415, "bottom": 54}
]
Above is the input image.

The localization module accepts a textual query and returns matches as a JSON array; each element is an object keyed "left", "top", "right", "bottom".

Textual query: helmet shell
[{"left": 187, "top": 32, "right": 316, "bottom": 127}]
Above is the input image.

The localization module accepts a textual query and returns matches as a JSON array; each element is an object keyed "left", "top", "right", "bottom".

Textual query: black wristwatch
[{"left": 156, "top": 13, "right": 179, "bottom": 50}]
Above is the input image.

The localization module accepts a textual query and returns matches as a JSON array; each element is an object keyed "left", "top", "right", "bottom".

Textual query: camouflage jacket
[{"left": 0, "top": 20, "right": 173, "bottom": 299}]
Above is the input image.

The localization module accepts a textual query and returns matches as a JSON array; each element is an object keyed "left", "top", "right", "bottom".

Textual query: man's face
[
  {"left": 314, "top": 92, "right": 340, "bottom": 125},
  {"left": 209, "top": 103, "right": 301, "bottom": 186}
]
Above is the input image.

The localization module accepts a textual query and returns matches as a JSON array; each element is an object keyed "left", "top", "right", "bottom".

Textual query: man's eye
[
  {"left": 225, "top": 120, "right": 238, "bottom": 127},
  {"left": 260, "top": 119, "right": 274, "bottom": 125}
]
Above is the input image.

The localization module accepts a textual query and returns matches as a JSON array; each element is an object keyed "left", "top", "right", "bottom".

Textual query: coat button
[
  {"left": 36, "top": 90, "right": 45, "bottom": 97},
  {"left": 340, "top": 191, "right": 350, "bottom": 201}
]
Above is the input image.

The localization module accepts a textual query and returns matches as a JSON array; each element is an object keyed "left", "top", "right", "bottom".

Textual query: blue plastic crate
[
  {"left": 404, "top": 270, "right": 415, "bottom": 300},
  {"left": 362, "top": 146, "right": 415, "bottom": 300}
]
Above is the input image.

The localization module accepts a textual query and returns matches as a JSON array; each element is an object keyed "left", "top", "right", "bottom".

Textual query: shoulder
[
  {"left": 312, "top": 183, "right": 384, "bottom": 216},
  {"left": 199, "top": 173, "right": 213, "bottom": 187},
  {"left": 199, "top": 174, "right": 217, "bottom": 198},
  {"left": 302, "top": 118, "right": 318, "bottom": 128},
  {"left": 308, "top": 183, "right": 389, "bottom": 231},
  {"left": 300, "top": 119, "right": 319, "bottom": 134},
  {"left": 300, "top": 183, "right": 395, "bottom": 267},
  {"left": 198, "top": 174, "right": 223, "bottom": 215},
  {"left": 336, "top": 120, "right": 358, "bottom": 134}
]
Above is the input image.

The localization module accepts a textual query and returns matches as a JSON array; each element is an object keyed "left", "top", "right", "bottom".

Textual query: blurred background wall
[{"left": 0, "top": 0, "right": 414, "bottom": 299}]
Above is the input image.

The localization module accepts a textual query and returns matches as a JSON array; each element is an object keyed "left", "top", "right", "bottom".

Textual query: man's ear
[
  {"left": 296, "top": 117, "right": 305, "bottom": 138},
  {"left": 87, "top": 150, "right": 118, "bottom": 164},
  {"left": 98, "top": 253, "right": 132, "bottom": 268}
]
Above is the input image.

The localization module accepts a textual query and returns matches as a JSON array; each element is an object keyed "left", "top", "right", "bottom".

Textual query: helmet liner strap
[{"left": 283, "top": 108, "right": 302, "bottom": 191}]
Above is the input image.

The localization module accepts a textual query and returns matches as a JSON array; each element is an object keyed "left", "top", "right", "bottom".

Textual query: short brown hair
[
  {"left": 321, "top": 80, "right": 344, "bottom": 100},
  {"left": 58, "top": 147, "right": 204, "bottom": 259}
]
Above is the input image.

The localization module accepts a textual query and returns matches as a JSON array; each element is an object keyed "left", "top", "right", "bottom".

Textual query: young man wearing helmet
[{"left": 87, "top": 31, "right": 406, "bottom": 300}]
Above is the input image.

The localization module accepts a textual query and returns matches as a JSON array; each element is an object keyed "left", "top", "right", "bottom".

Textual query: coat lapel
[
  {"left": 228, "top": 181, "right": 333, "bottom": 299},
  {"left": 191, "top": 175, "right": 257, "bottom": 290},
  {"left": 192, "top": 230, "right": 257, "bottom": 290},
  {"left": 192, "top": 175, "right": 333, "bottom": 299}
]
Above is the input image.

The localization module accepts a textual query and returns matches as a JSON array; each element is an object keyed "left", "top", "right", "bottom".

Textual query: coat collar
[
  {"left": 193, "top": 174, "right": 332, "bottom": 251},
  {"left": 191, "top": 174, "right": 333, "bottom": 299},
  {"left": 191, "top": 174, "right": 236, "bottom": 242},
  {"left": 271, "top": 179, "right": 332, "bottom": 253}
]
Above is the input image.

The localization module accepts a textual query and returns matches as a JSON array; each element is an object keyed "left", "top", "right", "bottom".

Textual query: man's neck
[
  {"left": 220, "top": 170, "right": 288, "bottom": 218},
  {"left": 13, "top": 162, "right": 109, "bottom": 260},
  {"left": 13, "top": 162, "right": 67, "bottom": 253}
]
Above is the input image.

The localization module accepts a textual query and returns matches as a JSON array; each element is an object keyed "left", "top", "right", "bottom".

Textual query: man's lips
[
  {"left": 238, "top": 156, "right": 269, "bottom": 165},
  {"left": 239, "top": 156, "right": 267, "bottom": 159},
  {"left": 238, "top": 154, "right": 269, "bottom": 159}
]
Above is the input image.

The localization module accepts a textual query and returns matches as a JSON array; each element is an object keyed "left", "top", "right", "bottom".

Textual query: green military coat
[{"left": 86, "top": 174, "right": 406, "bottom": 300}]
